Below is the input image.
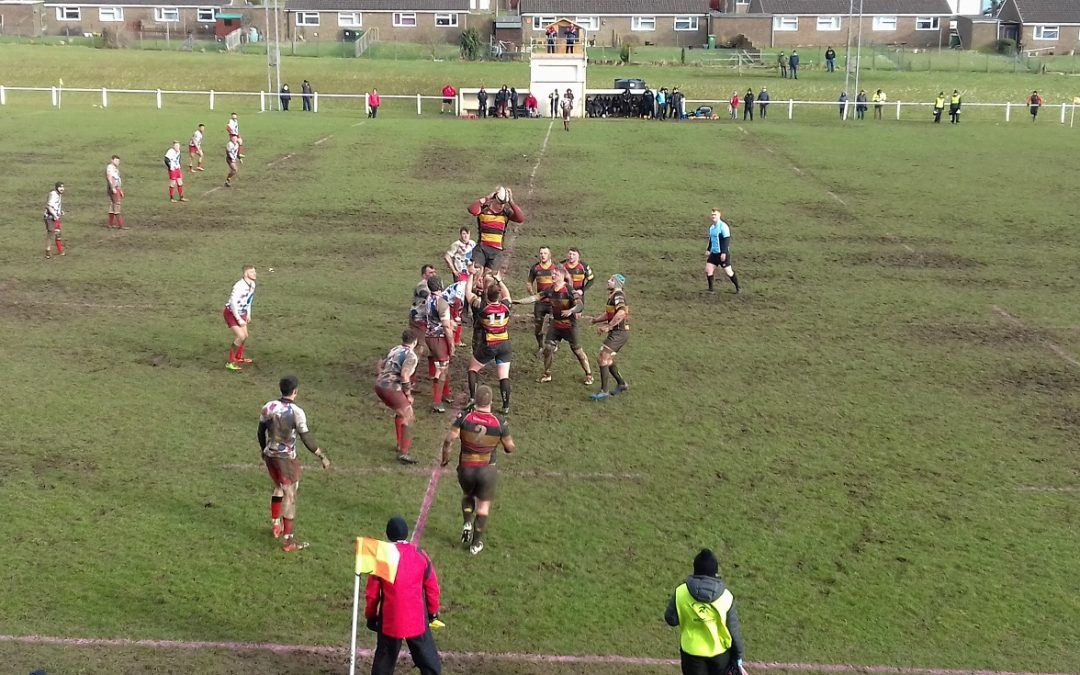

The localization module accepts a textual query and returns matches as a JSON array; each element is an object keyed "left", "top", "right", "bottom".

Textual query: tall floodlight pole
[
  {"left": 273, "top": 0, "right": 282, "bottom": 100},
  {"left": 265, "top": 1, "right": 273, "bottom": 106},
  {"left": 843, "top": 0, "right": 854, "bottom": 95},
  {"left": 853, "top": 0, "right": 864, "bottom": 99}
]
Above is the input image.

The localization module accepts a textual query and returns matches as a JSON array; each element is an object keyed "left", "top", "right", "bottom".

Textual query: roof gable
[
  {"left": 518, "top": 0, "right": 709, "bottom": 15},
  {"left": 1003, "top": 0, "right": 1080, "bottom": 24},
  {"left": 750, "top": 0, "right": 952, "bottom": 15}
]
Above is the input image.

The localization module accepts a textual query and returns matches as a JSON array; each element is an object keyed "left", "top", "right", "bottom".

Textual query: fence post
[
  {"left": 1, "top": 85, "right": 6, "bottom": 106},
  {"left": 156, "top": 89, "right": 162, "bottom": 109},
  {"left": 364, "top": 92, "right": 370, "bottom": 117},
  {"left": 896, "top": 100, "right": 900, "bottom": 120},
  {"left": 102, "top": 87, "right": 108, "bottom": 108},
  {"left": 788, "top": 98, "right": 793, "bottom": 119},
  {"left": 210, "top": 89, "right": 215, "bottom": 111},
  {"left": 1005, "top": 102, "right": 1010, "bottom": 122},
  {"left": 51, "top": 86, "right": 57, "bottom": 107},
  {"left": 260, "top": 91, "right": 266, "bottom": 112},
  {"left": 843, "top": 100, "right": 849, "bottom": 120},
  {"left": 1061, "top": 103, "right": 1067, "bottom": 124},
  {"left": 314, "top": 91, "right": 319, "bottom": 113},
  {"left": 417, "top": 93, "right": 422, "bottom": 115}
]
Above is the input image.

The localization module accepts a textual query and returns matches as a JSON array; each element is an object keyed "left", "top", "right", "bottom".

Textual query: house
[
  {"left": 711, "top": 0, "right": 953, "bottom": 49},
  {"left": 0, "top": 0, "right": 46, "bottom": 36},
  {"left": 996, "top": 0, "right": 1080, "bottom": 53},
  {"left": 517, "top": 0, "right": 710, "bottom": 48},
  {"left": 38, "top": 0, "right": 233, "bottom": 37},
  {"left": 282, "top": 0, "right": 473, "bottom": 43}
]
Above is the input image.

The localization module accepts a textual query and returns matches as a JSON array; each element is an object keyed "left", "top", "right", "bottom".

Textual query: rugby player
[
  {"left": 589, "top": 274, "right": 630, "bottom": 401},
  {"left": 706, "top": 209, "right": 741, "bottom": 294},
  {"left": 188, "top": 123, "right": 205, "bottom": 172},
  {"left": 226, "top": 112, "right": 244, "bottom": 159},
  {"left": 442, "top": 276, "right": 468, "bottom": 349},
  {"left": 258, "top": 375, "right": 330, "bottom": 552},
  {"left": 224, "top": 136, "right": 241, "bottom": 188},
  {"left": 424, "top": 276, "right": 456, "bottom": 414},
  {"left": 516, "top": 268, "right": 592, "bottom": 384},
  {"left": 465, "top": 272, "right": 514, "bottom": 415},
  {"left": 224, "top": 264, "right": 256, "bottom": 372},
  {"left": 526, "top": 246, "right": 558, "bottom": 352},
  {"left": 105, "top": 155, "right": 124, "bottom": 229},
  {"left": 562, "top": 247, "right": 595, "bottom": 304},
  {"left": 43, "top": 182, "right": 65, "bottom": 259},
  {"left": 443, "top": 226, "right": 476, "bottom": 283},
  {"left": 164, "top": 141, "right": 187, "bottom": 202},
  {"left": 410, "top": 265, "right": 437, "bottom": 381},
  {"left": 374, "top": 330, "right": 421, "bottom": 464},
  {"left": 440, "top": 384, "right": 515, "bottom": 555},
  {"left": 467, "top": 186, "right": 524, "bottom": 272}
]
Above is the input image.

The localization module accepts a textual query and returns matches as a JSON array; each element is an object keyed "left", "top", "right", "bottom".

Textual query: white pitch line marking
[
  {"left": 203, "top": 186, "right": 221, "bottom": 197},
  {"left": 825, "top": 191, "right": 847, "bottom": 206},
  {"left": 314, "top": 135, "right": 332, "bottom": 145},
  {"left": 267, "top": 153, "right": 293, "bottom": 168},
  {"left": 1017, "top": 486, "right": 1080, "bottom": 494},
  {"left": 351, "top": 120, "right": 367, "bottom": 127},
  {"left": 525, "top": 118, "right": 555, "bottom": 199},
  {"left": 791, "top": 166, "right": 804, "bottom": 175},
  {"left": 992, "top": 305, "right": 1080, "bottom": 368},
  {"left": 737, "top": 125, "right": 748, "bottom": 135}
]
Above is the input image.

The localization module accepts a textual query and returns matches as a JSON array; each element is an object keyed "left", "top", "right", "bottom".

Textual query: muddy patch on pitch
[
  {"left": 412, "top": 143, "right": 474, "bottom": 182},
  {"left": 912, "top": 323, "right": 1041, "bottom": 347},
  {"left": 846, "top": 251, "right": 983, "bottom": 269},
  {"left": 1000, "top": 365, "right": 1080, "bottom": 394}
]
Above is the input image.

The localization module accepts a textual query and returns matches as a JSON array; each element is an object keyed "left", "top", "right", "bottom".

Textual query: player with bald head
[{"left": 467, "top": 186, "right": 524, "bottom": 273}]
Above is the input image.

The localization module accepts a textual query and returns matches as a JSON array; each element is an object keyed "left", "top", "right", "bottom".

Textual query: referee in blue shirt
[{"left": 706, "top": 209, "right": 741, "bottom": 294}]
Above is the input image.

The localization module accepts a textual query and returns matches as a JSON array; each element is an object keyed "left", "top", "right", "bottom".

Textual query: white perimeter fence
[{"left": 1, "top": 85, "right": 1077, "bottom": 125}]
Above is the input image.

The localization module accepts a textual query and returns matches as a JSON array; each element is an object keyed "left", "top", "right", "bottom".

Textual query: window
[
  {"left": 295, "top": 12, "right": 319, "bottom": 26},
  {"left": 434, "top": 13, "right": 458, "bottom": 27},
  {"left": 197, "top": 6, "right": 215, "bottom": 22},
  {"left": 55, "top": 6, "right": 80, "bottom": 20},
  {"left": 631, "top": 16, "right": 656, "bottom": 31},
  {"left": 338, "top": 12, "right": 361, "bottom": 27},
  {"left": 872, "top": 15, "right": 897, "bottom": 31},
  {"left": 99, "top": 6, "right": 123, "bottom": 22},
  {"left": 736, "top": 0, "right": 749, "bottom": 4},
  {"left": 573, "top": 16, "right": 599, "bottom": 31},
  {"left": 392, "top": 12, "right": 416, "bottom": 27},
  {"left": 773, "top": 16, "right": 798, "bottom": 31},
  {"left": 674, "top": 16, "right": 699, "bottom": 31},
  {"left": 531, "top": 15, "right": 557, "bottom": 30},
  {"left": 1032, "top": 25, "right": 1059, "bottom": 40},
  {"left": 915, "top": 16, "right": 940, "bottom": 30},
  {"left": 154, "top": 7, "right": 179, "bottom": 23},
  {"left": 817, "top": 16, "right": 841, "bottom": 31}
]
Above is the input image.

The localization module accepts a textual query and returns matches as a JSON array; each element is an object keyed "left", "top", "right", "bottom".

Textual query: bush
[
  {"left": 620, "top": 41, "right": 631, "bottom": 63},
  {"left": 459, "top": 27, "right": 481, "bottom": 60},
  {"left": 995, "top": 38, "right": 1016, "bottom": 55}
]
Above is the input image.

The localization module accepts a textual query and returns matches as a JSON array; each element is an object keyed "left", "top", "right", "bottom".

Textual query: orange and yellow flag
[{"left": 355, "top": 537, "right": 400, "bottom": 583}]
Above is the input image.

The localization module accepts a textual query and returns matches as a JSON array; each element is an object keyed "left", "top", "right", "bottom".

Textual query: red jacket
[
  {"left": 370, "top": 91, "right": 381, "bottom": 107},
  {"left": 442, "top": 85, "right": 456, "bottom": 98},
  {"left": 365, "top": 542, "right": 440, "bottom": 639},
  {"left": 525, "top": 94, "right": 538, "bottom": 108}
]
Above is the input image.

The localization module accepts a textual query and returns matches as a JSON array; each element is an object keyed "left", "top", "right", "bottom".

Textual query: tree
[{"left": 459, "top": 28, "right": 481, "bottom": 60}]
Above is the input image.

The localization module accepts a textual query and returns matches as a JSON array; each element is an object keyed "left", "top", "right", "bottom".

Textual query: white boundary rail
[{"left": 0, "top": 85, "right": 1074, "bottom": 125}]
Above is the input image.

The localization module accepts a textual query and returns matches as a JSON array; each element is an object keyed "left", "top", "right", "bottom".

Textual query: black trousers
[
  {"left": 680, "top": 649, "right": 732, "bottom": 675},
  {"left": 371, "top": 628, "right": 441, "bottom": 675},
  {"left": 280, "top": 98, "right": 289, "bottom": 111},
  {"left": 303, "top": 95, "right": 312, "bottom": 111}
]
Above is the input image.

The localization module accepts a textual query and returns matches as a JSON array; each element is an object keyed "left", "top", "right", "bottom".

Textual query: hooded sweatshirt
[{"left": 665, "top": 574, "right": 744, "bottom": 661}]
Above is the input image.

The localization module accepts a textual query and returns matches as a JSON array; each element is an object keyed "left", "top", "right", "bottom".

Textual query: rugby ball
[{"left": 495, "top": 186, "right": 510, "bottom": 203}]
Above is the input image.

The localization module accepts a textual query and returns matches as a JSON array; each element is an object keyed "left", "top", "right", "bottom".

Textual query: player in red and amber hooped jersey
[
  {"left": 526, "top": 246, "right": 558, "bottom": 352},
  {"left": 465, "top": 271, "right": 514, "bottom": 415},
  {"left": 467, "top": 186, "right": 524, "bottom": 272},
  {"left": 590, "top": 274, "right": 630, "bottom": 401},
  {"left": 374, "top": 330, "right": 421, "bottom": 464},
  {"left": 562, "top": 247, "right": 595, "bottom": 305},
  {"left": 223, "top": 264, "right": 257, "bottom": 371},
  {"left": 516, "top": 267, "right": 592, "bottom": 385},
  {"left": 105, "top": 155, "right": 124, "bottom": 229},
  {"left": 226, "top": 112, "right": 244, "bottom": 160},
  {"left": 163, "top": 141, "right": 186, "bottom": 203},
  {"left": 188, "top": 123, "right": 205, "bottom": 172},
  {"left": 440, "top": 384, "right": 515, "bottom": 556}
]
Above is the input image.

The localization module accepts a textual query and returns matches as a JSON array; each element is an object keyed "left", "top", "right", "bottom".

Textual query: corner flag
[{"left": 355, "top": 537, "right": 400, "bottom": 583}]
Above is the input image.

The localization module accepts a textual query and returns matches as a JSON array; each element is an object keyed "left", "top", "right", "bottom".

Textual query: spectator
[
  {"left": 789, "top": 50, "right": 800, "bottom": 79},
  {"left": 757, "top": 86, "right": 770, "bottom": 119},
  {"left": 1027, "top": 90, "right": 1042, "bottom": 121},
  {"left": 838, "top": 91, "right": 849, "bottom": 119},
  {"left": 933, "top": 91, "right": 945, "bottom": 123},
  {"left": 440, "top": 83, "right": 456, "bottom": 114},
  {"left": 656, "top": 88, "right": 667, "bottom": 120},
  {"left": 546, "top": 24, "right": 557, "bottom": 54},
  {"left": 368, "top": 88, "right": 380, "bottom": 118},
  {"left": 825, "top": 46, "right": 836, "bottom": 72},
  {"left": 742, "top": 88, "right": 754, "bottom": 121},
  {"left": 279, "top": 83, "right": 291, "bottom": 111},
  {"left": 301, "top": 80, "right": 313, "bottom": 112},
  {"left": 873, "top": 88, "right": 886, "bottom": 119},
  {"left": 729, "top": 90, "right": 739, "bottom": 120},
  {"left": 477, "top": 86, "right": 488, "bottom": 118},
  {"left": 510, "top": 86, "right": 518, "bottom": 118},
  {"left": 949, "top": 89, "right": 962, "bottom": 124},
  {"left": 496, "top": 85, "right": 509, "bottom": 117},
  {"left": 664, "top": 548, "right": 747, "bottom": 675},
  {"left": 671, "top": 87, "right": 684, "bottom": 120},
  {"left": 855, "top": 89, "right": 868, "bottom": 120},
  {"left": 524, "top": 91, "right": 538, "bottom": 117},
  {"left": 778, "top": 52, "right": 788, "bottom": 79},
  {"left": 642, "top": 87, "right": 655, "bottom": 119},
  {"left": 365, "top": 517, "right": 442, "bottom": 675},
  {"left": 549, "top": 89, "right": 559, "bottom": 118},
  {"left": 565, "top": 25, "right": 577, "bottom": 54},
  {"left": 621, "top": 88, "right": 633, "bottom": 117}
]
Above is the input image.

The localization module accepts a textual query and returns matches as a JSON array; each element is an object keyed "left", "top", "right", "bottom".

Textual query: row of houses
[{"left": 0, "top": 0, "right": 1076, "bottom": 53}]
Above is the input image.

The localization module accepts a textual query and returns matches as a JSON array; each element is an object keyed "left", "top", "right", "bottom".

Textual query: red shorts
[
  {"left": 374, "top": 385, "right": 410, "bottom": 413},
  {"left": 223, "top": 307, "right": 248, "bottom": 328},
  {"left": 264, "top": 455, "right": 301, "bottom": 486},
  {"left": 425, "top": 336, "right": 450, "bottom": 363},
  {"left": 457, "top": 271, "right": 469, "bottom": 283},
  {"left": 189, "top": 144, "right": 200, "bottom": 154},
  {"left": 168, "top": 168, "right": 182, "bottom": 181}
]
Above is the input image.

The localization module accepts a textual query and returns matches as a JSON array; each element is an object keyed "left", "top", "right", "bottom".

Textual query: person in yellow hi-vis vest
[{"left": 665, "top": 549, "right": 747, "bottom": 675}]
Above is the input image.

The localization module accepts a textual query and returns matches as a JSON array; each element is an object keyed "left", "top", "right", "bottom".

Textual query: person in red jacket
[
  {"left": 365, "top": 517, "right": 442, "bottom": 675},
  {"left": 441, "top": 83, "right": 456, "bottom": 114},
  {"left": 368, "top": 88, "right": 381, "bottom": 118},
  {"left": 524, "top": 92, "right": 539, "bottom": 117}
]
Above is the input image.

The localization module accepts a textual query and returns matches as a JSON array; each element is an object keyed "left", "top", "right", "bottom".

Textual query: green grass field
[{"left": 0, "top": 43, "right": 1078, "bottom": 675}]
